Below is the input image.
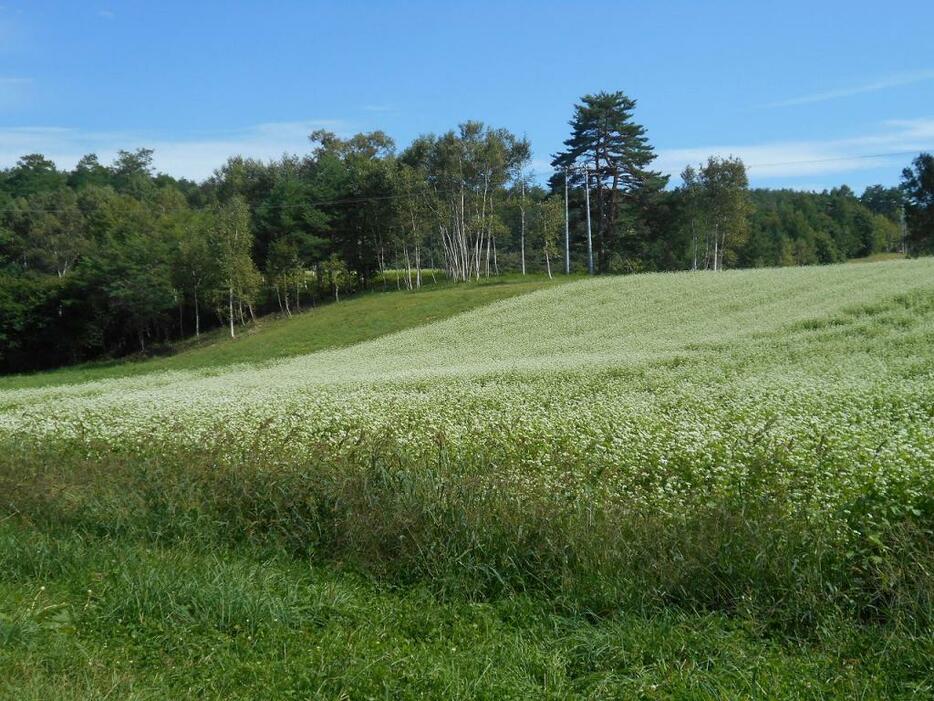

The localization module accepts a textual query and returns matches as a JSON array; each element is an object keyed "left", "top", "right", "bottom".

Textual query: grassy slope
[
  {"left": 0, "top": 274, "right": 567, "bottom": 390},
  {"left": 2, "top": 260, "right": 933, "bottom": 699},
  {"left": 847, "top": 251, "right": 908, "bottom": 263},
  {"left": 272, "top": 257, "right": 934, "bottom": 382},
  {"left": 6, "top": 259, "right": 930, "bottom": 407}
]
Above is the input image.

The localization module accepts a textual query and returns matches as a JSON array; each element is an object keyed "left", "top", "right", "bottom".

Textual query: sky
[{"left": 1, "top": 0, "right": 933, "bottom": 191}]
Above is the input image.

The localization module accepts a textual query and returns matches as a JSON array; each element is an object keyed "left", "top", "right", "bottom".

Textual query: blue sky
[{"left": 1, "top": 0, "right": 933, "bottom": 190}]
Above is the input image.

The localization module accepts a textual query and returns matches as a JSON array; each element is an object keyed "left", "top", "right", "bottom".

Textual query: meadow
[{"left": 1, "top": 259, "right": 933, "bottom": 698}]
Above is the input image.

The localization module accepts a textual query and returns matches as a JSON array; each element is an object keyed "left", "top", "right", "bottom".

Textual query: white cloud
[
  {"left": 3, "top": 117, "right": 930, "bottom": 187},
  {"left": 0, "top": 119, "right": 350, "bottom": 181},
  {"left": 656, "top": 118, "right": 934, "bottom": 183},
  {"left": 97, "top": 9, "right": 115, "bottom": 20},
  {"left": 0, "top": 76, "right": 33, "bottom": 109},
  {"left": 766, "top": 69, "right": 934, "bottom": 108},
  {"left": 527, "top": 157, "right": 554, "bottom": 179}
]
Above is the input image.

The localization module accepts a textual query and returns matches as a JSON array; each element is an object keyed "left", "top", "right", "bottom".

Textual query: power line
[
  {"left": 0, "top": 187, "right": 434, "bottom": 215},
  {"left": 743, "top": 149, "right": 923, "bottom": 170},
  {"left": 0, "top": 148, "right": 926, "bottom": 216},
  {"left": 528, "top": 148, "right": 926, "bottom": 178}
]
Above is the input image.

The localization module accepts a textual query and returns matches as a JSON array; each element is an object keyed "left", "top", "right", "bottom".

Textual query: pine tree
[{"left": 551, "top": 91, "right": 667, "bottom": 272}]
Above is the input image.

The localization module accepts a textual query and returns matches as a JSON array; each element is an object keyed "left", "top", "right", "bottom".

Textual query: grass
[
  {"left": 0, "top": 273, "right": 568, "bottom": 390},
  {"left": 2, "top": 523, "right": 931, "bottom": 699},
  {"left": 847, "top": 251, "right": 908, "bottom": 263},
  {"left": 2, "top": 259, "right": 933, "bottom": 697}
]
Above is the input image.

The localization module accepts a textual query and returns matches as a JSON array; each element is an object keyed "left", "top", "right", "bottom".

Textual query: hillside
[
  {"left": 0, "top": 275, "right": 566, "bottom": 390},
  {"left": 3, "top": 258, "right": 931, "bottom": 404},
  {"left": 2, "top": 259, "right": 933, "bottom": 698}
]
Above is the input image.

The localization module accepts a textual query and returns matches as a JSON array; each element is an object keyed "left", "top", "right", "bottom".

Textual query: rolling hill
[{"left": 2, "top": 259, "right": 932, "bottom": 699}]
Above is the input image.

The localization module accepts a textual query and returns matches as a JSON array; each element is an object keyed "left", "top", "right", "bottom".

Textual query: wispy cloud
[
  {"left": 526, "top": 157, "right": 554, "bottom": 178},
  {"left": 97, "top": 9, "right": 115, "bottom": 20},
  {"left": 4, "top": 117, "right": 930, "bottom": 187},
  {"left": 766, "top": 70, "right": 934, "bottom": 108},
  {"left": 0, "top": 76, "right": 32, "bottom": 109},
  {"left": 0, "top": 119, "right": 350, "bottom": 181},
  {"left": 657, "top": 117, "right": 934, "bottom": 184},
  {"left": 363, "top": 104, "right": 395, "bottom": 113}
]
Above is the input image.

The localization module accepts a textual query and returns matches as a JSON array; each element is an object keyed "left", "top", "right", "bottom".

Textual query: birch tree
[
  {"left": 402, "top": 122, "right": 529, "bottom": 282},
  {"left": 517, "top": 174, "right": 530, "bottom": 275},
  {"left": 209, "top": 196, "right": 259, "bottom": 338},
  {"left": 15, "top": 189, "right": 86, "bottom": 277},
  {"left": 266, "top": 238, "right": 303, "bottom": 316},
  {"left": 679, "top": 165, "right": 703, "bottom": 270},
  {"left": 537, "top": 197, "right": 563, "bottom": 279},
  {"left": 321, "top": 253, "right": 350, "bottom": 301},
  {"left": 698, "top": 157, "right": 751, "bottom": 271},
  {"left": 393, "top": 163, "right": 430, "bottom": 289},
  {"left": 173, "top": 211, "right": 215, "bottom": 338}
]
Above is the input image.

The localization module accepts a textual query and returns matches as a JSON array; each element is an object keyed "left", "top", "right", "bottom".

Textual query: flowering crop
[{"left": 2, "top": 259, "right": 933, "bottom": 621}]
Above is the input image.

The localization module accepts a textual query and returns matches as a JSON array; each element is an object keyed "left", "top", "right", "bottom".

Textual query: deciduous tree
[{"left": 900, "top": 153, "right": 934, "bottom": 255}]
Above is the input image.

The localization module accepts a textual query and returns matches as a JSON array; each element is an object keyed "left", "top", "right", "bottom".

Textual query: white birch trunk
[
  {"left": 194, "top": 286, "right": 201, "bottom": 338},
  {"left": 228, "top": 286, "right": 235, "bottom": 339},
  {"left": 520, "top": 179, "right": 526, "bottom": 275}
]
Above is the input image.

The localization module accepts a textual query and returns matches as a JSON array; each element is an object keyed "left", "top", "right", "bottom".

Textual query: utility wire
[
  {"left": 743, "top": 149, "right": 923, "bottom": 170},
  {"left": 531, "top": 149, "right": 926, "bottom": 176},
  {"left": 0, "top": 148, "right": 926, "bottom": 216}
]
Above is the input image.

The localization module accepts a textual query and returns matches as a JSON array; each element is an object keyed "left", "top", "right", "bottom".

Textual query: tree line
[{"left": 2, "top": 91, "right": 932, "bottom": 373}]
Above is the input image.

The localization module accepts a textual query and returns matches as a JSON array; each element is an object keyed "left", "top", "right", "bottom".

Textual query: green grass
[
  {"left": 2, "top": 522, "right": 931, "bottom": 700},
  {"left": 0, "top": 273, "right": 568, "bottom": 390},
  {"left": 847, "top": 251, "right": 908, "bottom": 263},
  {"left": 2, "top": 260, "right": 933, "bottom": 697}
]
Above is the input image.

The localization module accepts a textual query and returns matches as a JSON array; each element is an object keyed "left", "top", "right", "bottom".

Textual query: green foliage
[
  {"left": 2, "top": 154, "right": 66, "bottom": 197},
  {"left": 1, "top": 261, "right": 932, "bottom": 696},
  {"left": 400, "top": 121, "right": 530, "bottom": 281},
  {"left": 0, "top": 276, "right": 562, "bottom": 389},
  {"left": 537, "top": 196, "right": 563, "bottom": 277},
  {"left": 551, "top": 90, "right": 668, "bottom": 273},
  {"left": 0, "top": 114, "right": 927, "bottom": 374},
  {"left": 0, "top": 273, "right": 62, "bottom": 368},
  {"left": 900, "top": 152, "right": 934, "bottom": 255},
  {"left": 3, "top": 524, "right": 929, "bottom": 699},
  {"left": 860, "top": 184, "right": 903, "bottom": 221},
  {"left": 678, "top": 156, "right": 752, "bottom": 270},
  {"left": 319, "top": 252, "right": 350, "bottom": 301},
  {"left": 3, "top": 260, "right": 932, "bottom": 624},
  {"left": 730, "top": 187, "right": 904, "bottom": 268}
]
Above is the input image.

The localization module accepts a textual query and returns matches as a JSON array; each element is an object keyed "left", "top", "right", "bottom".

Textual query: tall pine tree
[{"left": 551, "top": 91, "right": 667, "bottom": 272}]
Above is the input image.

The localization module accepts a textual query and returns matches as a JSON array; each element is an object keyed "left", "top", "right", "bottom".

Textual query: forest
[{"left": 1, "top": 91, "right": 931, "bottom": 373}]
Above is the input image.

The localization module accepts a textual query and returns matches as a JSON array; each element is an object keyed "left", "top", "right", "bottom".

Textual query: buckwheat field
[{"left": 2, "top": 259, "right": 932, "bottom": 698}]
